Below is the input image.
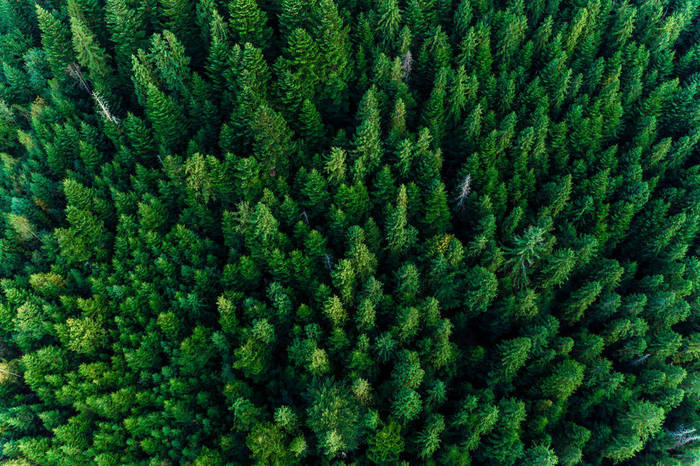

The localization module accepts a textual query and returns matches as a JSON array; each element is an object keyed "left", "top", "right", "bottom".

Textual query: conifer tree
[
  {"left": 0, "top": 0, "right": 698, "bottom": 464},
  {"left": 377, "top": 0, "right": 401, "bottom": 49},
  {"left": 36, "top": 6, "right": 75, "bottom": 77},
  {"left": 229, "top": 0, "right": 271, "bottom": 47},
  {"left": 145, "top": 82, "right": 186, "bottom": 151}
]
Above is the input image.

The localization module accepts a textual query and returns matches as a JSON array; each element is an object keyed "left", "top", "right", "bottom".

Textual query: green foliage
[
  {"left": 368, "top": 419, "right": 404, "bottom": 463},
  {"left": 306, "top": 380, "right": 363, "bottom": 458},
  {"left": 36, "top": 5, "right": 75, "bottom": 77},
  {"left": 228, "top": 0, "right": 271, "bottom": 47},
  {"left": 0, "top": 0, "right": 698, "bottom": 464}
]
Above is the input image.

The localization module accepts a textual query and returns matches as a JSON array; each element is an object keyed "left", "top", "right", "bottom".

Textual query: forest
[{"left": 0, "top": 0, "right": 699, "bottom": 464}]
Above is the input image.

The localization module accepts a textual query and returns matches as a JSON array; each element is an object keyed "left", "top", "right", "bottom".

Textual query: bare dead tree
[
  {"left": 670, "top": 434, "right": 700, "bottom": 449},
  {"left": 7, "top": 214, "right": 44, "bottom": 243},
  {"left": 300, "top": 211, "right": 309, "bottom": 225},
  {"left": 455, "top": 174, "right": 472, "bottom": 210},
  {"left": 401, "top": 50, "right": 413, "bottom": 79},
  {"left": 0, "top": 367, "right": 21, "bottom": 378},
  {"left": 670, "top": 427, "right": 697, "bottom": 437},
  {"left": 66, "top": 64, "right": 120, "bottom": 126},
  {"left": 667, "top": 427, "right": 700, "bottom": 450},
  {"left": 324, "top": 254, "right": 333, "bottom": 271},
  {"left": 630, "top": 353, "right": 650, "bottom": 366}
]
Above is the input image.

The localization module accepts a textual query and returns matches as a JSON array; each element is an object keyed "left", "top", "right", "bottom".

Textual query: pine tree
[
  {"left": 228, "top": 0, "right": 271, "bottom": 47},
  {"left": 488, "top": 337, "right": 532, "bottom": 384},
  {"left": 417, "top": 414, "right": 445, "bottom": 459},
  {"left": 36, "top": 6, "right": 75, "bottom": 77},
  {"left": 299, "top": 99, "right": 325, "bottom": 151},
  {"left": 105, "top": 0, "right": 146, "bottom": 77},
  {"left": 377, "top": 0, "right": 401, "bottom": 49},
  {"left": 367, "top": 419, "right": 404, "bottom": 463},
  {"left": 478, "top": 398, "right": 526, "bottom": 465},
  {"left": 250, "top": 104, "right": 295, "bottom": 178},
  {"left": 503, "top": 226, "right": 547, "bottom": 288},
  {"left": 283, "top": 28, "right": 321, "bottom": 100},
  {"left": 351, "top": 87, "right": 383, "bottom": 183},
  {"left": 385, "top": 185, "right": 417, "bottom": 258},
  {"left": 306, "top": 380, "right": 363, "bottom": 458},
  {"left": 68, "top": 4, "right": 114, "bottom": 96},
  {"left": 279, "top": 0, "right": 309, "bottom": 37},
  {"left": 423, "top": 181, "right": 450, "bottom": 236},
  {"left": 145, "top": 83, "right": 186, "bottom": 151},
  {"left": 422, "top": 67, "right": 448, "bottom": 144},
  {"left": 313, "top": 0, "right": 351, "bottom": 115}
]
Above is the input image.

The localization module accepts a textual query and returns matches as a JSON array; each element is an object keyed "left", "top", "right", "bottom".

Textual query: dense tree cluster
[{"left": 0, "top": 0, "right": 699, "bottom": 463}]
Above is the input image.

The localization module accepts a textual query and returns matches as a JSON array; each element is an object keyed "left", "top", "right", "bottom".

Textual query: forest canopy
[{"left": 0, "top": 0, "right": 699, "bottom": 464}]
